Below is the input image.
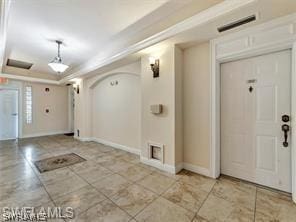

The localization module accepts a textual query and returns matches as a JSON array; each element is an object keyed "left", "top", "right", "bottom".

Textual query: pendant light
[{"left": 48, "top": 40, "right": 69, "bottom": 73}]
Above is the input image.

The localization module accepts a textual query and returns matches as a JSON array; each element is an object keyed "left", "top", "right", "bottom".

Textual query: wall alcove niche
[{"left": 89, "top": 72, "right": 141, "bottom": 153}]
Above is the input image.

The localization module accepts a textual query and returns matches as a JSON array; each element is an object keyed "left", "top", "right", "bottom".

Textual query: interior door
[
  {"left": 221, "top": 50, "right": 291, "bottom": 192},
  {"left": 0, "top": 89, "right": 18, "bottom": 140}
]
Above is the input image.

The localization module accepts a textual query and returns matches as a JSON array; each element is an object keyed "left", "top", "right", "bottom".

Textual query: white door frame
[
  {"left": 210, "top": 14, "right": 296, "bottom": 202},
  {"left": 0, "top": 87, "right": 22, "bottom": 139}
]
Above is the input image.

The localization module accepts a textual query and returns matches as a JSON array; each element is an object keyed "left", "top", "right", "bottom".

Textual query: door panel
[
  {"left": 0, "top": 89, "right": 18, "bottom": 140},
  {"left": 256, "top": 85, "right": 277, "bottom": 122},
  {"left": 256, "top": 135, "right": 277, "bottom": 172},
  {"left": 221, "top": 50, "right": 291, "bottom": 192}
]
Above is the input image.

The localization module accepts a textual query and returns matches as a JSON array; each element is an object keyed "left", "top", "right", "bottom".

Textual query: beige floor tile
[
  {"left": 53, "top": 185, "right": 106, "bottom": 216},
  {"left": 163, "top": 181, "right": 209, "bottom": 212},
  {"left": 0, "top": 176, "right": 42, "bottom": 200},
  {"left": 0, "top": 157, "right": 27, "bottom": 171},
  {"left": 93, "top": 144, "right": 114, "bottom": 153},
  {"left": 2, "top": 136, "right": 296, "bottom": 222},
  {"left": 0, "top": 140, "right": 17, "bottom": 148},
  {"left": 0, "top": 177, "right": 51, "bottom": 209},
  {"left": 117, "top": 153, "right": 140, "bottom": 164},
  {"left": 70, "top": 160, "right": 113, "bottom": 183},
  {"left": 73, "top": 149, "right": 104, "bottom": 161},
  {"left": 0, "top": 152, "right": 21, "bottom": 162},
  {"left": 135, "top": 197, "right": 195, "bottom": 222},
  {"left": 73, "top": 199, "right": 131, "bottom": 222},
  {"left": 108, "top": 149, "right": 128, "bottom": 158},
  {"left": 178, "top": 170, "right": 216, "bottom": 193},
  {"left": 153, "top": 168, "right": 182, "bottom": 180},
  {"left": 0, "top": 161, "right": 36, "bottom": 184},
  {"left": 44, "top": 174, "right": 88, "bottom": 199},
  {"left": 192, "top": 215, "right": 209, "bottom": 222},
  {"left": 134, "top": 163, "right": 157, "bottom": 172},
  {"left": 110, "top": 184, "right": 157, "bottom": 216},
  {"left": 34, "top": 201, "right": 67, "bottom": 222},
  {"left": 92, "top": 174, "right": 131, "bottom": 198},
  {"left": 25, "top": 151, "right": 55, "bottom": 162},
  {"left": 211, "top": 177, "right": 256, "bottom": 210},
  {"left": 255, "top": 188, "right": 296, "bottom": 222},
  {"left": 92, "top": 153, "right": 117, "bottom": 164},
  {"left": 101, "top": 159, "right": 134, "bottom": 173},
  {"left": 38, "top": 168, "right": 77, "bottom": 184},
  {"left": 137, "top": 171, "right": 175, "bottom": 194},
  {"left": 198, "top": 194, "right": 254, "bottom": 222},
  {"left": 118, "top": 165, "right": 153, "bottom": 182}
]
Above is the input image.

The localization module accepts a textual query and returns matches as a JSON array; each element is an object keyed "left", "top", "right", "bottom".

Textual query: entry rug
[{"left": 34, "top": 153, "right": 86, "bottom": 173}]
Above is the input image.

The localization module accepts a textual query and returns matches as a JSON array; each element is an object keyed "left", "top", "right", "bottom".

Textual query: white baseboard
[
  {"left": 183, "top": 162, "right": 211, "bottom": 177},
  {"left": 74, "top": 136, "right": 141, "bottom": 155},
  {"left": 74, "top": 136, "right": 92, "bottom": 142},
  {"left": 140, "top": 156, "right": 183, "bottom": 174},
  {"left": 92, "top": 137, "right": 141, "bottom": 155},
  {"left": 21, "top": 131, "right": 71, "bottom": 139},
  {"left": 73, "top": 137, "right": 210, "bottom": 177}
]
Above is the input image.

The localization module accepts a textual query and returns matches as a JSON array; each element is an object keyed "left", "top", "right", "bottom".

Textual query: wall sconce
[
  {"left": 73, "top": 83, "right": 80, "bottom": 94},
  {"left": 149, "top": 57, "right": 159, "bottom": 78}
]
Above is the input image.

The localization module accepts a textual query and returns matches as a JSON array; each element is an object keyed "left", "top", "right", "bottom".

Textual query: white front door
[
  {"left": 221, "top": 50, "right": 291, "bottom": 192},
  {"left": 0, "top": 89, "right": 18, "bottom": 140}
]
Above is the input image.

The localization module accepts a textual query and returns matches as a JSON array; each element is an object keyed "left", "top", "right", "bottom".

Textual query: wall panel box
[{"left": 150, "top": 104, "right": 163, "bottom": 114}]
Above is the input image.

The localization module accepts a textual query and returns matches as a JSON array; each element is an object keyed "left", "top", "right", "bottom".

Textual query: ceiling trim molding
[
  {"left": 0, "top": 73, "right": 60, "bottom": 85},
  {"left": 0, "top": 0, "right": 11, "bottom": 71},
  {"left": 61, "top": 0, "right": 256, "bottom": 82}
]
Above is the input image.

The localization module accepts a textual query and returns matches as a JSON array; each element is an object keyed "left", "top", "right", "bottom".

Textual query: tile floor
[{"left": 0, "top": 135, "right": 295, "bottom": 222}]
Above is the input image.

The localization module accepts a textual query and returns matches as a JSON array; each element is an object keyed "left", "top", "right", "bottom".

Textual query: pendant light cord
[{"left": 55, "top": 40, "right": 63, "bottom": 59}]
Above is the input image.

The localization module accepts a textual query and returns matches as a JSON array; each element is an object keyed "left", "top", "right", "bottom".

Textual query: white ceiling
[
  {"left": 5, "top": 0, "right": 172, "bottom": 75},
  {"left": 3, "top": 0, "right": 223, "bottom": 79},
  {"left": 3, "top": 0, "right": 176, "bottom": 75},
  {"left": 3, "top": 0, "right": 296, "bottom": 82}
]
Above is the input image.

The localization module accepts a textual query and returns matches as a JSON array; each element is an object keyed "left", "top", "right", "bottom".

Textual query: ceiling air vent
[
  {"left": 218, "top": 15, "right": 256, "bottom": 33},
  {"left": 6, "top": 59, "right": 33, "bottom": 70}
]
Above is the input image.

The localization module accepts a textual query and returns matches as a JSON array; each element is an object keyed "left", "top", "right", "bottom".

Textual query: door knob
[
  {"left": 282, "top": 124, "right": 289, "bottom": 147},
  {"left": 11, "top": 113, "right": 18, "bottom": 116}
]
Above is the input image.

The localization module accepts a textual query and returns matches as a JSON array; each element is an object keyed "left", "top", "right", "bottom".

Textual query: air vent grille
[
  {"left": 6, "top": 59, "right": 33, "bottom": 70},
  {"left": 218, "top": 15, "right": 256, "bottom": 33}
]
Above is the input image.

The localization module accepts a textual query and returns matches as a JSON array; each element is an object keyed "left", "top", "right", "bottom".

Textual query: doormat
[{"left": 34, "top": 153, "right": 86, "bottom": 173}]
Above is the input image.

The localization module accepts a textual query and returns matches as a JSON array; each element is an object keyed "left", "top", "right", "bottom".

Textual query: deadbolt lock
[{"left": 282, "top": 115, "right": 290, "bottom": 122}]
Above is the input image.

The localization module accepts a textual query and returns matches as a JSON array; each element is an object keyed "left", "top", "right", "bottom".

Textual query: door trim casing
[{"left": 210, "top": 13, "right": 296, "bottom": 202}]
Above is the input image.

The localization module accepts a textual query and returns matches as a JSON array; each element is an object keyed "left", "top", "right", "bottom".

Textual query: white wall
[
  {"left": 0, "top": 79, "right": 69, "bottom": 138},
  {"left": 183, "top": 42, "right": 210, "bottom": 169},
  {"left": 22, "top": 82, "right": 69, "bottom": 137},
  {"left": 91, "top": 73, "right": 141, "bottom": 150}
]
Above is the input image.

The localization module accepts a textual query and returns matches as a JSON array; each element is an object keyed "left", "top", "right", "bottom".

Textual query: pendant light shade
[{"left": 48, "top": 40, "right": 69, "bottom": 73}]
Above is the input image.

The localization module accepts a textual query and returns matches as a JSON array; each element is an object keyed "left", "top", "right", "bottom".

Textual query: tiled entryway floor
[{"left": 0, "top": 135, "right": 295, "bottom": 222}]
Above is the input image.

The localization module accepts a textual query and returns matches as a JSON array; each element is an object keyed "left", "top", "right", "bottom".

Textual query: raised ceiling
[
  {"left": 2, "top": 0, "right": 296, "bottom": 83},
  {"left": 2, "top": 0, "right": 222, "bottom": 80}
]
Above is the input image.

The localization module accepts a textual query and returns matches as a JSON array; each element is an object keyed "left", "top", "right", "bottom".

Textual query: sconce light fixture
[
  {"left": 149, "top": 57, "right": 159, "bottom": 78},
  {"left": 73, "top": 83, "right": 80, "bottom": 94}
]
